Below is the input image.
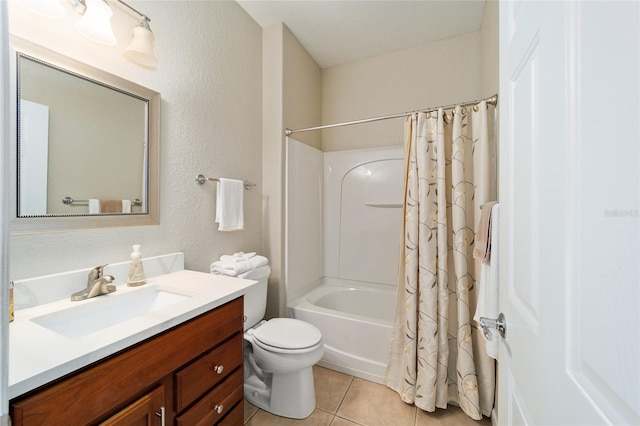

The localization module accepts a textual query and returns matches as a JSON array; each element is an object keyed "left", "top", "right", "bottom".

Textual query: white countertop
[{"left": 9, "top": 269, "right": 256, "bottom": 400}]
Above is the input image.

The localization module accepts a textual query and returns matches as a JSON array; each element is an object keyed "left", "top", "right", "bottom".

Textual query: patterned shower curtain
[{"left": 384, "top": 101, "right": 496, "bottom": 420}]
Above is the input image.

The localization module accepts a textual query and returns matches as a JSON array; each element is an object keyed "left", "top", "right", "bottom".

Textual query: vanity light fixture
[
  {"left": 68, "top": 0, "right": 157, "bottom": 67},
  {"left": 18, "top": 0, "right": 158, "bottom": 67}
]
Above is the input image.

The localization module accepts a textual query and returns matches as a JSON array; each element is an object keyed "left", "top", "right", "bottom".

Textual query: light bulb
[
  {"left": 75, "top": 0, "right": 116, "bottom": 46},
  {"left": 124, "top": 23, "right": 157, "bottom": 67}
]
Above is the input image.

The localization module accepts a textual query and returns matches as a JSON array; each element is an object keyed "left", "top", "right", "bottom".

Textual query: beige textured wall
[
  {"left": 8, "top": 1, "right": 263, "bottom": 280},
  {"left": 322, "top": 32, "right": 482, "bottom": 152},
  {"left": 262, "top": 23, "right": 321, "bottom": 317},
  {"left": 283, "top": 27, "right": 322, "bottom": 150},
  {"left": 261, "top": 23, "right": 284, "bottom": 318},
  {"left": 480, "top": 0, "right": 499, "bottom": 194},
  {"left": 480, "top": 0, "right": 499, "bottom": 97}
]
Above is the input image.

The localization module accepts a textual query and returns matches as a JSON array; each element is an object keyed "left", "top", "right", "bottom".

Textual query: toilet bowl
[
  {"left": 217, "top": 262, "right": 324, "bottom": 419},
  {"left": 244, "top": 318, "right": 324, "bottom": 419}
]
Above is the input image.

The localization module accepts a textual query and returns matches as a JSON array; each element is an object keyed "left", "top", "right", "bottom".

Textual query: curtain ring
[
  {"left": 473, "top": 105, "right": 479, "bottom": 112},
  {"left": 461, "top": 107, "right": 467, "bottom": 115},
  {"left": 426, "top": 112, "right": 431, "bottom": 119}
]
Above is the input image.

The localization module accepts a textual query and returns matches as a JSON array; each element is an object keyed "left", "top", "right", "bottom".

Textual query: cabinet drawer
[
  {"left": 218, "top": 400, "right": 244, "bottom": 426},
  {"left": 175, "top": 333, "right": 242, "bottom": 411},
  {"left": 176, "top": 368, "right": 243, "bottom": 426}
]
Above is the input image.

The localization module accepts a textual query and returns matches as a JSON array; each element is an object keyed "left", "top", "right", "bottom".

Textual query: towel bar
[
  {"left": 195, "top": 174, "right": 255, "bottom": 190},
  {"left": 62, "top": 197, "right": 142, "bottom": 206}
]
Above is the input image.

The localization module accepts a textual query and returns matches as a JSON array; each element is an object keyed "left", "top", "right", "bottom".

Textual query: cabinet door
[{"left": 100, "top": 386, "right": 165, "bottom": 426}]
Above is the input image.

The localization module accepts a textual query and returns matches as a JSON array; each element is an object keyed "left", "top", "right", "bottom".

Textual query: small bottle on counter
[
  {"left": 127, "top": 244, "right": 147, "bottom": 287},
  {"left": 9, "top": 281, "right": 14, "bottom": 322}
]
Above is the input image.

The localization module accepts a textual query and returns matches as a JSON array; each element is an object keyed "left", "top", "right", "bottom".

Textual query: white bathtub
[{"left": 288, "top": 277, "right": 396, "bottom": 384}]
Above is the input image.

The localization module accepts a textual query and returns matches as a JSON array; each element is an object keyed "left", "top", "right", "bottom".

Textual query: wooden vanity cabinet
[{"left": 10, "top": 297, "right": 244, "bottom": 426}]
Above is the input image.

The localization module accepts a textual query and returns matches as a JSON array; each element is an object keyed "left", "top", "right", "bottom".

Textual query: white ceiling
[{"left": 236, "top": 0, "right": 487, "bottom": 68}]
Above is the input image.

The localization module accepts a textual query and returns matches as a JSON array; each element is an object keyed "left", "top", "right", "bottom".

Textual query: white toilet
[{"left": 238, "top": 266, "right": 324, "bottom": 419}]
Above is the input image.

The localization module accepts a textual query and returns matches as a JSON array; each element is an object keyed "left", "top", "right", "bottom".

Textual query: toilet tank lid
[
  {"left": 253, "top": 318, "right": 321, "bottom": 350},
  {"left": 238, "top": 265, "right": 271, "bottom": 280}
]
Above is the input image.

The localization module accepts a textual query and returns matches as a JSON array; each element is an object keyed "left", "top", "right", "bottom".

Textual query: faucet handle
[{"left": 88, "top": 264, "right": 108, "bottom": 282}]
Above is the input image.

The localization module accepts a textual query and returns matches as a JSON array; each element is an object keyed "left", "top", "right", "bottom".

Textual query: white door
[
  {"left": 498, "top": 1, "right": 639, "bottom": 425},
  {"left": 19, "top": 99, "right": 49, "bottom": 216}
]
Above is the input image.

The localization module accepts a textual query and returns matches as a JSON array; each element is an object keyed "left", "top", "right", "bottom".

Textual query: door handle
[
  {"left": 155, "top": 406, "right": 165, "bottom": 426},
  {"left": 479, "top": 313, "right": 506, "bottom": 340}
]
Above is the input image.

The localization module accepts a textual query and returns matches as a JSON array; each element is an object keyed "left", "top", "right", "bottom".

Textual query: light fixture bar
[
  {"left": 66, "top": 0, "right": 86, "bottom": 14},
  {"left": 114, "top": 0, "right": 150, "bottom": 23}
]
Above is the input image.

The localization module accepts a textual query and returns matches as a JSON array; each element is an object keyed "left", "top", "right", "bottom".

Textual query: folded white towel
[
  {"left": 89, "top": 199, "right": 99, "bottom": 214},
  {"left": 220, "top": 255, "right": 244, "bottom": 263},
  {"left": 122, "top": 199, "right": 132, "bottom": 213},
  {"left": 234, "top": 251, "right": 256, "bottom": 259},
  {"left": 215, "top": 178, "right": 244, "bottom": 231},
  {"left": 220, "top": 252, "right": 257, "bottom": 263},
  {"left": 210, "top": 255, "right": 269, "bottom": 276},
  {"left": 237, "top": 265, "right": 271, "bottom": 280},
  {"left": 474, "top": 204, "right": 500, "bottom": 359}
]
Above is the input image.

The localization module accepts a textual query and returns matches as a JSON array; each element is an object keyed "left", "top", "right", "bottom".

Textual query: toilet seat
[{"left": 252, "top": 318, "right": 322, "bottom": 354}]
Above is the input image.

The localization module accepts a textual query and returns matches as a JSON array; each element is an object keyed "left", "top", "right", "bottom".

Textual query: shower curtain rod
[{"left": 285, "top": 94, "right": 498, "bottom": 136}]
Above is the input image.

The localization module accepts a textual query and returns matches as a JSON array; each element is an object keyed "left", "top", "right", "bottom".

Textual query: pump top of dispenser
[{"left": 131, "top": 245, "right": 142, "bottom": 258}]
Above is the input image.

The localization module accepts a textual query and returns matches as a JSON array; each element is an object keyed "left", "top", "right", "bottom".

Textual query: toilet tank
[{"left": 238, "top": 266, "right": 270, "bottom": 330}]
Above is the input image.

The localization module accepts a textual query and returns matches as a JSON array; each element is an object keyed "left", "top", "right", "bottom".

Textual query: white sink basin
[{"left": 31, "top": 286, "right": 191, "bottom": 339}]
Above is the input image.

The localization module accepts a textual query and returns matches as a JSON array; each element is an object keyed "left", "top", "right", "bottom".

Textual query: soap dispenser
[{"left": 127, "top": 244, "right": 147, "bottom": 286}]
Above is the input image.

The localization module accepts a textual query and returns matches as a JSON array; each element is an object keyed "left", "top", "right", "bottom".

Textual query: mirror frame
[{"left": 9, "top": 37, "right": 160, "bottom": 234}]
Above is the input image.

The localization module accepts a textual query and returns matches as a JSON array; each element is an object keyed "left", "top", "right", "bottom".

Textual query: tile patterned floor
[{"left": 244, "top": 366, "right": 493, "bottom": 426}]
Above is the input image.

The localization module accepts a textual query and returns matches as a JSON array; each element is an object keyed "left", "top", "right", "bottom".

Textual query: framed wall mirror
[{"left": 10, "top": 38, "right": 159, "bottom": 234}]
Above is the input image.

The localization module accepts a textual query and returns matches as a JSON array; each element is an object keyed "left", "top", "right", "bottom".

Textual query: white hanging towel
[
  {"left": 474, "top": 203, "right": 500, "bottom": 359},
  {"left": 88, "top": 199, "right": 100, "bottom": 214},
  {"left": 215, "top": 178, "right": 244, "bottom": 231}
]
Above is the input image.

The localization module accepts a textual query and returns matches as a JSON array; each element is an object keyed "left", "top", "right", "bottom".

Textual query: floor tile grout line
[
  {"left": 334, "top": 375, "right": 355, "bottom": 416},
  {"left": 245, "top": 405, "right": 260, "bottom": 425},
  {"left": 333, "top": 413, "right": 368, "bottom": 426},
  {"left": 333, "top": 375, "right": 361, "bottom": 424}
]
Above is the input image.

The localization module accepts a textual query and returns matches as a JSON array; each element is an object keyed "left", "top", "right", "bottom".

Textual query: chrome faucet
[{"left": 70, "top": 264, "right": 117, "bottom": 301}]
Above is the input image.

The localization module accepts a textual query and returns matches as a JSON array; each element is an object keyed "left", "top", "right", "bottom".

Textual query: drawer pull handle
[
  {"left": 214, "top": 365, "right": 224, "bottom": 374},
  {"left": 214, "top": 404, "right": 224, "bottom": 414}
]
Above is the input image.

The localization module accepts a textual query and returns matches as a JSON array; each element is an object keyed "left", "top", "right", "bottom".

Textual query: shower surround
[{"left": 286, "top": 138, "right": 403, "bottom": 383}]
